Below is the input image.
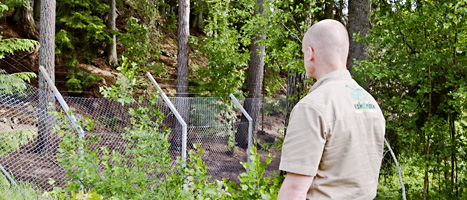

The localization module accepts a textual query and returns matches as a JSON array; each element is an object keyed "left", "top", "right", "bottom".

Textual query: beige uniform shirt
[{"left": 279, "top": 70, "right": 386, "bottom": 199}]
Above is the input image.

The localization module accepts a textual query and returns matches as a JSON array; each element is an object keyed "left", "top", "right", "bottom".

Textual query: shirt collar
[{"left": 309, "top": 70, "right": 352, "bottom": 93}]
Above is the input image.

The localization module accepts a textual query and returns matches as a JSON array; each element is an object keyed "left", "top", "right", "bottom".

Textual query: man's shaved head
[{"left": 302, "top": 19, "right": 349, "bottom": 79}]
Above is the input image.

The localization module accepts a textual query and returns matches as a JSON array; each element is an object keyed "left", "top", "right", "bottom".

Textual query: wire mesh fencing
[
  {"left": 0, "top": 70, "right": 68, "bottom": 190},
  {"left": 0, "top": 70, "right": 287, "bottom": 190}
]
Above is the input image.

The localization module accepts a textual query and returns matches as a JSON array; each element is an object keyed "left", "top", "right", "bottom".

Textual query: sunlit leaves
[{"left": 356, "top": 0, "right": 467, "bottom": 198}]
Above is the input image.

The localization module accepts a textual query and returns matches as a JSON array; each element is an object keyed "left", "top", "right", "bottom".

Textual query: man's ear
[{"left": 306, "top": 46, "right": 314, "bottom": 61}]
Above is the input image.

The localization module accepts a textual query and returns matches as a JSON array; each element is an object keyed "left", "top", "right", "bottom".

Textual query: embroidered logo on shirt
[{"left": 346, "top": 84, "right": 377, "bottom": 113}]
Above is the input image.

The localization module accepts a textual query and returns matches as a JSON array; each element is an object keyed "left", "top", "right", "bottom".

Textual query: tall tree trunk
[
  {"left": 191, "top": 10, "right": 204, "bottom": 31},
  {"left": 13, "top": 2, "right": 39, "bottom": 40},
  {"left": 108, "top": 0, "right": 118, "bottom": 66},
  {"left": 284, "top": 71, "right": 307, "bottom": 132},
  {"left": 449, "top": 114, "right": 455, "bottom": 194},
  {"left": 35, "top": 0, "right": 56, "bottom": 154},
  {"left": 172, "top": 0, "right": 190, "bottom": 150},
  {"left": 236, "top": 0, "right": 265, "bottom": 149},
  {"left": 176, "top": 0, "right": 190, "bottom": 98},
  {"left": 347, "top": 0, "right": 370, "bottom": 72},
  {"left": 336, "top": 0, "right": 344, "bottom": 22},
  {"left": 323, "top": 0, "right": 333, "bottom": 19},
  {"left": 423, "top": 66, "right": 432, "bottom": 200}
]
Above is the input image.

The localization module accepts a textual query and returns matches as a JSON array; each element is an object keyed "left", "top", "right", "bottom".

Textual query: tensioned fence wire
[{"left": 0, "top": 70, "right": 287, "bottom": 190}]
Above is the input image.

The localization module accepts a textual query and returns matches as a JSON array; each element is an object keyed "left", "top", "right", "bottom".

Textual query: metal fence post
[
  {"left": 38, "top": 65, "right": 85, "bottom": 188},
  {"left": 146, "top": 72, "right": 187, "bottom": 167},
  {"left": 229, "top": 93, "right": 252, "bottom": 171},
  {"left": 384, "top": 138, "right": 406, "bottom": 200},
  {"left": 39, "top": 66, "right": 85, "bottom": 139},
  {"left": 0, "top": 163, "right": 17, "bottom": 186}
]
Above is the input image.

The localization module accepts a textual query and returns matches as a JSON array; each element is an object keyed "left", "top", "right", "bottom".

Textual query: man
[{"left": 277, "top": 19, "right": 386, "bottom": 199}]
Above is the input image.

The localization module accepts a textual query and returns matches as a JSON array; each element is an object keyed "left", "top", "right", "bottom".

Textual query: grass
[{"left": 0, "top": 174, "right": 55, "bottom": 200}]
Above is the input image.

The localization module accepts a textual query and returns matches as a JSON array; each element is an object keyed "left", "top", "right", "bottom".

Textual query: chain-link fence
[
  {"left": 0, "top": 69, "right": 287, "bottom": 190},
  {"left": 0, "top": 69, "right": 67, "bottom": 190}
]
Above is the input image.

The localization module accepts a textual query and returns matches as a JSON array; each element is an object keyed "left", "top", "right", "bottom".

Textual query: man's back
[{"left": 280, "top": 70, "right": 385, "bottom": 199}]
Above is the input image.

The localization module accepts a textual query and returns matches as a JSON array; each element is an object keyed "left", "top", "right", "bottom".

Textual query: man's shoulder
[{"left": 305, "top": 78, "right": 355, "bottom": 100}]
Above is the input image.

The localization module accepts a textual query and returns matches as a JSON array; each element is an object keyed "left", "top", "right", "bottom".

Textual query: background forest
[{"left": 1, "top": 0, "right": 467, "bottom": 199}]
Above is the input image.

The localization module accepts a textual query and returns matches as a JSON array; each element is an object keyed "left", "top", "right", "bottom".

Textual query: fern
[
  {"left": 0, "top": 70, "right": 36, "bottom": 95},
  {"left": 0, "top": 36, "right": 39, "bottom": 59},
  {"left": 0, "top": 1, "right": 40, "bottom": 58}
]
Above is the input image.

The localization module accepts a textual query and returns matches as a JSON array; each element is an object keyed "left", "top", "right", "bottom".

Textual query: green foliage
[
  {"left": 180, "top": 145, "right": 231, "bottom": 199},
  {"left": 0, "top": 0, "right": 39, "bottom": 59},
  {"left": 119, "top": 17, "right": 165, "bottom": 77},
  {"left": 0, "top": 70, "right": 36, "bottom": 95},
  {"left": 0, "top": 0, "right": 29, "bottom": 18},
  {"left": 354, "top": 0, "right": 467, "bottom": 198},
  {"left": 189, "top": 0, "right": 249, "bottom": 97},
  {"left": 0, "top": 173, "right": 9, "bottom": 186},
  {"left": 220, "top": 102, "right": 238, "bottom": 154},
  {"left": 0, "top": 129, "right": 36, "bottom": 156},
  {"left": 71, "top": 190, "right": 103, "bottom": 200},
  {"left": 53, "top": 58, "right": 284, "bottom": 199},
  {"left": 100, "top": 57, "right": 139, "bottom": 105},
  {"left": 55, "top": 30, "right": 76, "bottom": 66},
  {"left": 224, "top": 146, "right": 282, "bottom": 200},
  {"left": 55, "top": 0, "right": 110, "bottom": 94},
  {"left": 0, "top": 182, "right": 52, "bottom": 200},
  {"left": 0, "top": 37, "right": 39, "bottom": 59},
  {"left": 188, "top": 0, "right": 315, "bottom": 97},
  {"left": 55, "top": 60, "right": 184, "bottom": 199},
  {"left": 55, "top": 0, "right": 109, "bottom": 67},
  {"left": 119, "top": 17, "right": 151, "bottom": 62},
  {"left": 65, "top": 70, "right": 101, "bottom": 93},
  {"left": 0, "top": 4, "right": 8, "bottom": 14}
]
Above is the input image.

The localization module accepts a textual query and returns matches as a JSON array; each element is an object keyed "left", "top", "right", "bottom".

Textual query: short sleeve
[{"left": 279, "top": 102, "right": 327, "bottom": 176}]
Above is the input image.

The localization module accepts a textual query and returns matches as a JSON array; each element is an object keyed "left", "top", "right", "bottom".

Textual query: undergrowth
[{"left": 45, "top": 58, "right": 282, "bottom": 199}]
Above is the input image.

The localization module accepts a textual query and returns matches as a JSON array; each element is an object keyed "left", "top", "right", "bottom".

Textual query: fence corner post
[
  {"left": 229, "top": 93, "right": 252, "bottom": 171},
  {"left": 146, "top": 72, "right": 187, "bottom": 167}
]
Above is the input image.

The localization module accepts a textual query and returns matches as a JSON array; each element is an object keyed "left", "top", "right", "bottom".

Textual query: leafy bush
[
  {"left": 0, "top": 37, "right": 39, "bottom": 59},
  {"left": 65, "top": 70, "right": 101, "bottom": 93},
  {"left": 120, "top": 17, "right": 165, "bottom": 77},
  {"left": 224, "top": 146, "right": 282, "bottom": 200},
  {"left": 188, "top": 0, "right": 249, "bottom": 97}
]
